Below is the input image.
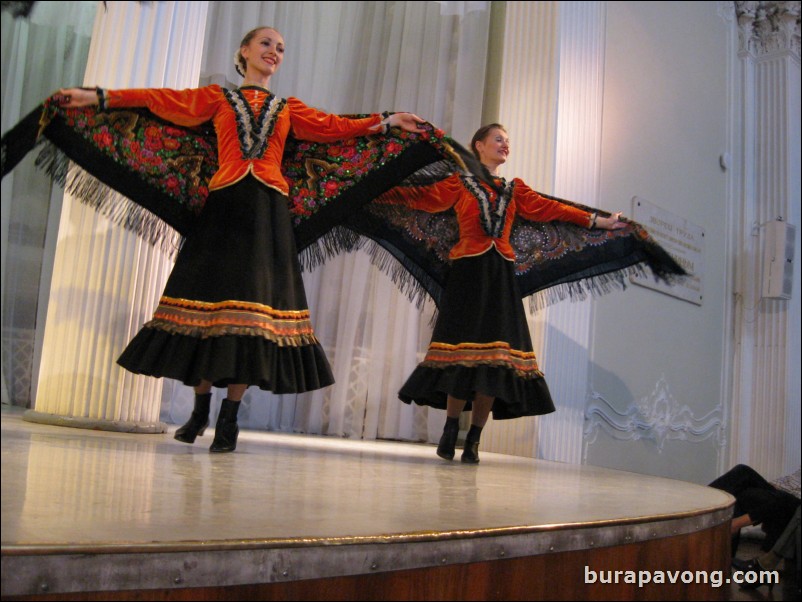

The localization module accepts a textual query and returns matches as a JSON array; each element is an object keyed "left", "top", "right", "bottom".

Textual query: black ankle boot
[
  {"left": 461, "top": 425, "right": 482, "bottom": 464},
  {"left": 732, "top": 558, "right": 775, "bottom": 592},
  {"left": 437, "top": 417, "right": 460, "bottom": 460},
  {"left": 174, "top": 393, "right": 212, "bottom": 444},
  {"left": 210, "top": 399, "right": 240, "bottom": 453}
]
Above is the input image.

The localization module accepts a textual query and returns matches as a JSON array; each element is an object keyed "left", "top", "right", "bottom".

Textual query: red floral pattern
[
  {"left": 46, "top": 99, "right": 217, "bottom": 215},
  {"left": 281, "top": 120, "right": 453, "bottom": 226},
  {"left": 42, "top": 100, "right": 456, "bottom": 228}
]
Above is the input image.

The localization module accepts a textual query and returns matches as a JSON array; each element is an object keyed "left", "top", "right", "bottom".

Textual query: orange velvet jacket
[
  {"left": 105, "top": 85, "right": 382, "bottom": 195},
  {"left": 390, "top": 173, "right": 593, "bottom": 261}
]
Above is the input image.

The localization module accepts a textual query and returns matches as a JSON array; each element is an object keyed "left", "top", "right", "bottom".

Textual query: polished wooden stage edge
[{"left": 1, "top": 406, "right": 733, "bottom": 600}]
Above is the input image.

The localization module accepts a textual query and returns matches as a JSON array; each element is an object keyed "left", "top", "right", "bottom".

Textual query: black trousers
[{"left": 710, "top": 464, "right": 800, "bottom": 552}]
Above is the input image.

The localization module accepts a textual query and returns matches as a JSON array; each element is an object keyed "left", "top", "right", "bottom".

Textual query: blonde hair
[{"left": 234, "top": 26, "right": 282, "bottom": 77}]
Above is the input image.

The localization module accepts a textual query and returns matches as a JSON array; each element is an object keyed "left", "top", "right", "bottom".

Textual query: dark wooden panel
[{"left": 3, "top": 523, "right": 730, "bottom": 601}]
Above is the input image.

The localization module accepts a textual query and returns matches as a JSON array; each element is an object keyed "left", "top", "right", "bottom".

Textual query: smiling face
[
  {"left": 474, "top": 127, "right": 510, "bottom": 170},
  {"left": 240, "top": 27, "right": 285, "bottom": 80}
]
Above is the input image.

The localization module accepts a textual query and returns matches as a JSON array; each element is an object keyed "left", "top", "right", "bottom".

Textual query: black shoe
[
  {"left": 174, "top": 393, "right": 212, "bottom": 444},
  {"left": 460, "top": 424, "right": 483, "bottom": 464},
  {"left": 732, "top": 557, "right": 759, "bottom": 572},
  {"left": 461, "top": 439, "right": 480, "bottom": 464},
  {"left": 437, "top": 420, "right": 459, "bottom": 460},
  {"left": 732, "top": 557, "right": 775, "bottom": 592},
  {"left": 210, "top": 399, "right": 240, "bottom": 453}
]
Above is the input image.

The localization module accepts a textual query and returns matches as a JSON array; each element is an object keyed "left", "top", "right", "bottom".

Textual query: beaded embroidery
[
  {"left": 461, "top": 175, "right": 514, "bottom": 238},
  {"left": 223, "top": 88, "right": 286, "bottom": 160}
]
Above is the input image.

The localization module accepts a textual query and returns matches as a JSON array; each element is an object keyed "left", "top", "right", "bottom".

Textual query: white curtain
[
  {"left": 1, "top": 1, "right": 97, "bottom": 406},
  {"left": 161, "top": 1, "right": 492, "bottom": 442}
]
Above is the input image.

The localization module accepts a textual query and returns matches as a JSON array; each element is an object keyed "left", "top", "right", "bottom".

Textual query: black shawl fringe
[
  {"left": 526, "top": 264, "right": 645, "bottom": 312},
  {"left": 297, "top": 225, "right": 438, "bottom": 310},
  {"left": 297, "top": 226, "right": 362, "bottom": 272},
  {"left": 358, "top": 237, "right": 440, "bottom": 309},
  {"left": 299, "top": 219, "right": 670, "bottom": 316},
  {"left": 34, "top": 141, "right": 183, "bottom": 257}
]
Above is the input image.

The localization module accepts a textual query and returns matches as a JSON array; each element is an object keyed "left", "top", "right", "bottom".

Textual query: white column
[
  {"left": 25, "top": 1, "right": 209, "bottom": 433},
  {"left": 479, "top": 2, "right": 606, "bottom": 462},
  {"left": 729, "top": 1, "right": 801, "bottom": 476},
  {"left": 540, "top": 1, "right": 606, "bottom": 464}
]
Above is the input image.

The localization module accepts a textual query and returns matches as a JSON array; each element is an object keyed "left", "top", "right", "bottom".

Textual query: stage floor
[{"left": 1, "top": 405, "right": 734, "bottom": 599}]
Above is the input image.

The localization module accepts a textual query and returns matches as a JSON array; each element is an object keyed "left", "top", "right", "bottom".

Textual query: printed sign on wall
[{"left": 630, "top": 196, "right": 704, "bottom": 305}]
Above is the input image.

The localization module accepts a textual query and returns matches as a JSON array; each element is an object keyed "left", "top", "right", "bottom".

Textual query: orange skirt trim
[
  {"left": 146, "top": 296, "right": 318, "bottom": 346},
  {"left": 421, "top": 341, "right": 543, "bottom": 378}
]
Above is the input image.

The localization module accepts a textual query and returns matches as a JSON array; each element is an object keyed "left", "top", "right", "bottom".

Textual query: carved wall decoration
[
  {"left": 583, "top": 376, "right": 726, "bottom": 455},
  {"left": 735, "top": 1, "right": 801, "bottom": 56}
]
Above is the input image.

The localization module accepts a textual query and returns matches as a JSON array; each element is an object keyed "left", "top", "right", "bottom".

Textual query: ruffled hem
[
  {"left": 117, "top": 328, "right": 334, "bottom": 394},
  {"left": 398, "top": 365, "right": 555, "bottom": 420}
]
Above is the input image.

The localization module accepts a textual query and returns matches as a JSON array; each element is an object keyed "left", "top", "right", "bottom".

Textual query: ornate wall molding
[
  {"left": 584, "top": 376, "right": 726, "bottom": 453},
  {"left": 735, "top": 1, "right": 801, "bottom": 57},
  {"left": 729, "top": 0, "right": 800, "bottom": 476}
]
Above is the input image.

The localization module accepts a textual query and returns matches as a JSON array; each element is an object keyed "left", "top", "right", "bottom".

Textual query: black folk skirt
[
  {"left": 399, "top": 250, "right": 555, "bottom": 420},
  {"left": 117, "top": 176, "right": 334, "bottom": 393}
]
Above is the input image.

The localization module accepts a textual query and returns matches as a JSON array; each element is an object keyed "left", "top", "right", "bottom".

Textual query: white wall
[{"left": 583, "top": 1, "right": 731, "bottom": 484}]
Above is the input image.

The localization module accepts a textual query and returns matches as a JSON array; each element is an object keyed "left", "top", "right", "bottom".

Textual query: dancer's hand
[
  {"left": 596, "top": 212, "right": 627, "bottom": 230},
  {"left": 54, "top": 88, "right": 99, "bottom": 108},
  {"left": 388, "top": 112, "right": 427, "bottom": 133},
  {"left": 371, "top": 112, "right": 428, "bottom": 134}
]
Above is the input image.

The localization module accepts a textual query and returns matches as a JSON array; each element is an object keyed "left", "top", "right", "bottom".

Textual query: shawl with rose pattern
[{"left": 1, "top": 96, "right": 685, "bottom": 309}]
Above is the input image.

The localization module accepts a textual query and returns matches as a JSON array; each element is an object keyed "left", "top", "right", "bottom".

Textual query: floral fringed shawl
[
  {"left": 1, "top": 96, "right": 460, "bottom": 256},
  {"left": 1, "top": 96, "right": 685, "bottom": 310},
  {"left": 345, "top": 161, "right": 687, "bottom": 308}
]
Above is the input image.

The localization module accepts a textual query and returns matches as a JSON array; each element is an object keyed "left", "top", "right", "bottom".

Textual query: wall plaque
[{"left": 631, "top": 196, "right": 704, "bottom": 305}]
